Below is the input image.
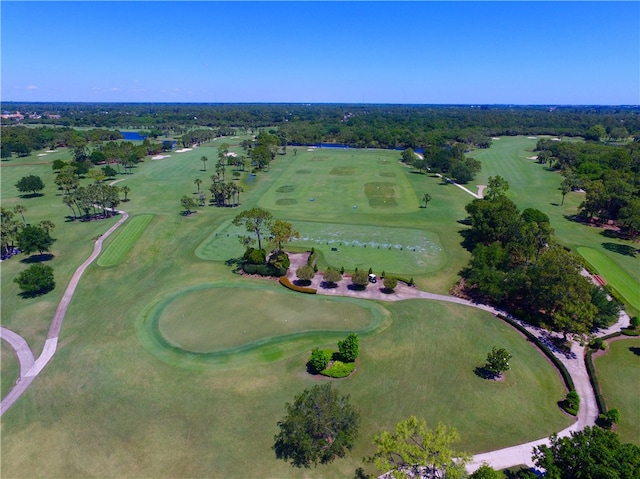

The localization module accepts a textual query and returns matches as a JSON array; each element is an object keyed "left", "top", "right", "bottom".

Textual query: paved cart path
[{"left": 1, "top": 209, "right": 128, "bottom": 416}]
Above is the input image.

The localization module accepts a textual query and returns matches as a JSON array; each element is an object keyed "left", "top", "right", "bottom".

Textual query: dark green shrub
[
  {"left": 308, "top": 348, "right": 331, "bottom": 373},
  {"left": 351, "top": 270, "right": 369, "bottom": 289},
  {"left": 622, "top": 328, "right": 640, "bottom": 336},
  {"left": 268, "top": 250, "right": 290, "bottom": 270},
  {"left": 338, "top": 334, "right": 359, "bottom": 362},
  {"left": 243, "top": 264, "right": 258, "bottom": 274},
  {"left": 244, "top": 247, "right": 266, "bottom": 264},
  {"left": 630, "top": 316, "right": 639, "bottom": 329},
  {"left": 383, "top": 276, "right": 398, "bottom": 291},
  {"left": 256, "top": 264, "right": 274, "bottom": 276},
  {"left": 589, "top": 337, "right": 606, "bottom": 350}
]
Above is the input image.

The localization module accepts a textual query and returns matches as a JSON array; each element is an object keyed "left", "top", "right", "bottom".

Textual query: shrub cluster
[
  {"left": 321, "top": 361, "right": 355, "bottom": 378},
  {"left": 306, "top": 334, "right": 359, "bottom": 378},
  {"left": 279, "top": 276, "right": 317, "bottom": 294}
]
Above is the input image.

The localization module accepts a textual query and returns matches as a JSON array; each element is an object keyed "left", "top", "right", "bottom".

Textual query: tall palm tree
[
  {"left": 62, "top": 195, "right": 77, "bottom": 220},
  {"left": 14, "top": 204, "right": 27, "bottom": 225},
  {"left": 121, "top": 185, "right": 131, "bottom": 202},
  {"left": 194, "top": 178, "right": 203, "bottom": 193},
  {"left": 201, "top": 156, "right": 208, "bottom": 171}
]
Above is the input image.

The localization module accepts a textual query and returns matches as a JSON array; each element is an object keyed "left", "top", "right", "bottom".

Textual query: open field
[
  {"left": 1, "top": 135, "right": 630, "bottom": 477},
  {"left": 594, "top": 338, "right": 640, "bottom": 445},
  {"left": 1, "top": 341, "right": 20, "bottom": 399}
]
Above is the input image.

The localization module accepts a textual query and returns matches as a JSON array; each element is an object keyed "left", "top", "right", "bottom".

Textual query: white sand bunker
[
  {"left": 527, "top": 137, "right": 538, "bottom": 139},
  {"left": 492, "top": 137, "right": 501, "bottom": 140},
  {"left": 46, "top": 150, "right": 56, "bottom": 153},
  {"left": 175, "top": 148, "right": 193, "bottom": 153},
  {"left": 152, "top": 154, "right": 171, "bottom": 160},
  {"left": 225, "top": 152, "right": 238, "bottom": 157},
  {"left": 37, "top": 153, "right": 48, "bottom": 157},
  {"left": 527, "top": 156, "right": 538, "bottom": 160}
]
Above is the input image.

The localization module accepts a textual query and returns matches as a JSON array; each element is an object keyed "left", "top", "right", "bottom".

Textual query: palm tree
[
  {"left": 39, "top": 220, "right": 56, "bottom": 234},
  {"left": 235, "top": 185, "right": 244, "bottom": 206},
  {"left": 201, "top": 156, "right": 208, "bottom": 171},
  {"left": 194, "top": 178, "right": 203, "bottom": 193},
  {"left": 121, "top": 185, "right": 131, "bottom": 202},
  {"left": 63, "top": 195, "right": 77, "bottom": 220},
  {"left": 422, "top": 193, "right": 432, "bottom": 209},
  {"left": 14, "top": 204, "right": 27, "bottom": 225}
]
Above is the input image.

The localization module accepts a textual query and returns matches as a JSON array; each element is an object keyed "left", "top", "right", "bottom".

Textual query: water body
[{"left": 120, "top": 131, "right": 147, "bottom": 141}]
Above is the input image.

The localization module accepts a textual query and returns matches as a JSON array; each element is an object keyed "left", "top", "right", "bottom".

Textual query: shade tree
[
  {"left": 367, "top": 416, "right": 469, "bottom": 479},
  {"left": 273, "top": 384, "right": 360, "bottom": 468},
  {"left": 15, "top": 175, "right": 45, "bottom": 196},
  {"left": 14, "top": 264, "right": 55, "bottom": 296}
]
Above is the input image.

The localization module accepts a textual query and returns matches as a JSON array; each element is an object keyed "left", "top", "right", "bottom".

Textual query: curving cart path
[
  {"left": 1, "top": 209, "right": 128, "bottom": 416},
  {"left": 0, "top": 246, "right": 629, "bottom": 473},
  {"left": 286, "top": 253, "right": 626, "bottom": 473}
]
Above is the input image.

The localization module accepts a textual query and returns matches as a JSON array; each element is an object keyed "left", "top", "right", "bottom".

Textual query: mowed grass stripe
[
  {"left": 577, "top": 247, "right": 640, "bottom": 311},
  {"left": 97, "top": 214, "right": 154, "bottom": 267}
]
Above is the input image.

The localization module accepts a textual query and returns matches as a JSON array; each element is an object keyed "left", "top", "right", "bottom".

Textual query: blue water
[{"left": 120, "top": 131, "right": 147, "bottom": 141}]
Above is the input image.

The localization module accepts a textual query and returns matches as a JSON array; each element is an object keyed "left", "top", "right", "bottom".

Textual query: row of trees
[
  {"left": 401, "top": 144, "right": 482, "bottom": 183},
  {"left": 462, "top": 178, "right": 620, "bottom": 338}
]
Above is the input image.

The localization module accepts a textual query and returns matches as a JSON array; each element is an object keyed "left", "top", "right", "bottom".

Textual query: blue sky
[{"left": 2, "top": 1, "right": 639, "bottom": 104}]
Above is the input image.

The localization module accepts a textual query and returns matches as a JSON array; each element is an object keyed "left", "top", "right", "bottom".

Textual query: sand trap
[
  {"left": 527, "top": 156, "right": 538, "bottom": 160},
  {"left": 551, "top": 138, "right": 561, "bottom": 141},
  {"left": 37, "top": 153, "right": 48, "bottom": 157},
  {"left": 175, "top": 148, "right": 193, "bottom": 153},
  {"left": 225, "top": 152, "right": 238, "bottom": 157},
  {"left": 46, "top": 150, "right": 56, "bottom": 153},
  {"left": 152, "top": 154, "right": 171, "bottom": 160},
  {"left": 492, "top": 137, "right": 501, "bottom": 140},
  {"left": 527, "top": 137, "right": 538, "bottom": 139}
]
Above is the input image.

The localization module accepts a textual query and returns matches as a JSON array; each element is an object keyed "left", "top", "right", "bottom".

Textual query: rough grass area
[
  {"left": 1, "top": 340, "right": 20, "bottom": 400},
  {"left": 577, "top": 247, "right": 640, "bottom": 313},
  {"left": 594, "top": 338, "right": 640, "bottom": 445},
  {"left": 97, "top": 214, "right": 154, "bottom": 267}
]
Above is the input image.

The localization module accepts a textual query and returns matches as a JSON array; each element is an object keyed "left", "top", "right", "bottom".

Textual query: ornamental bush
[
  {"left": 338, "top": 333, "right": 359, "bottom": 362},
  {"left": 14, "top": 264, "right": 55, "bottom": 296},
  {"left": 308, "top": 348, "right": 331, "bottom": 373}
]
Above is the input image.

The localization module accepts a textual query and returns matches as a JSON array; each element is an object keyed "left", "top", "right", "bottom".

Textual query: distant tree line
[
  {"left": 3, "top": 103, "right": 639, "bottom": 149},
  {"left": 535, "top": 136, "right": 640, "bottom": 239}
]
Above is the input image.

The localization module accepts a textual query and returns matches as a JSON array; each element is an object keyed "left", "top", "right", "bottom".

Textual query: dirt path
[{"left": 0, "top": 209, "right": 129, "bottom": 416}]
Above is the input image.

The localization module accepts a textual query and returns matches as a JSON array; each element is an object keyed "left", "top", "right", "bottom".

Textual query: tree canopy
[
  {"left": 532, "top": 427, "right": 640, "bottom": 479},
  {"left": 14, "top": 264, "right": 55, "bottom": 296},
  {"left": 15, "top": 175, "right": 45, "bottom": 195},
  {"left": 273, "top": 383, "right": 360, "bottom": 468},
  {"left": 367, "top": 416, "right": 469, "bottom": 479},
  {"left": 232, "top": 207, "right": 273, "bottom": 250},
  {"left": 17, "top": 224, "right": 54, "bottom": 255}
]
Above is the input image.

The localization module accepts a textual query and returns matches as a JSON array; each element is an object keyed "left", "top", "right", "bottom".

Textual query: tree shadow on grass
[
  {"left": 629, "top": 346, "right": 640, "bottom": 357},
  {"left": 602, "top": 242, "right": 637, "bottom": 257},
  {"left": 20, "top": 253, "right": 54, "bottom": 264},
  {"left": 473, "top": 366, "right": 497, "bottom": 380},
  {"left": 18, "top": 287, "right": 54, "bottom": 299},
  {"left": 18, "top": 193, "right": 44, "bottom": 199}
]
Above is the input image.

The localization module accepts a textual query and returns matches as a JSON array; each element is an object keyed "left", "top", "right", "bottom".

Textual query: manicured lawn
[
  {"left": 97, "top": 214, "right": 154, "bottom": 267},
  {"left": 577, "top": 247, "right": 640, "bottom": 313},
  {"left": 1, "top": 340, "right": 20, "bottom": 398},
  {"left": 594, "top": 338, "right": 640, "bottom": 445},
  {"left": 0, "top": 297, "right": 570, "bottom": 478},
  {"left": 0, "top": 135, "right": 620, "bottom": 478},
  {"left": 470, "top": 136, "right": 640, "bottom": 314}
]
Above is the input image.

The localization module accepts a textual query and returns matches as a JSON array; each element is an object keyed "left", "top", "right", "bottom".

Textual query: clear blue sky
[{"left": 2, "top": 1, "right": 639, "bottom": 104}]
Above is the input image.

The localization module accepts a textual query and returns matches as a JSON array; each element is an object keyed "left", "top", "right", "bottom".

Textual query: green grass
[
  {"left": 470, "top": 136, "right": 640, "bottom": 314},
  {"left": 97, "top": 214, "right": 154, "bottom": 267},
  {"left": 0, "top": 135, "right": 620, "bottom": 478},
  {"left": 577, "top": 247, "right": 640, "bottom": 313},
  {"left": 594, "top": 338, "right": 640, "bottom": 445},
  {"left": 1, "top": 340, "right": 20, "bottom": 399}
]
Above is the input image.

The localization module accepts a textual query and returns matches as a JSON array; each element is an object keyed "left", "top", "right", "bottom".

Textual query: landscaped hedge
[
  {"left": 279, "top": 276, "right": 317, "bottom": 294},
  {"left": 496, "top": 314, "right": 575, "bottom": 391},
  {"left": 585, "top": 350, "right": 607, "bottom": 415}
]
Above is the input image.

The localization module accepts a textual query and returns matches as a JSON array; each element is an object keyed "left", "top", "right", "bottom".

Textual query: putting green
[
  {"left": 577, "top": 246, "right": 640, "bottom": 311},
  {"left": 137, "top": 283, "right": 389, "bottom": 371},
  {"left": 196, "top": 219, "right": 444, "bottom": 274}
]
